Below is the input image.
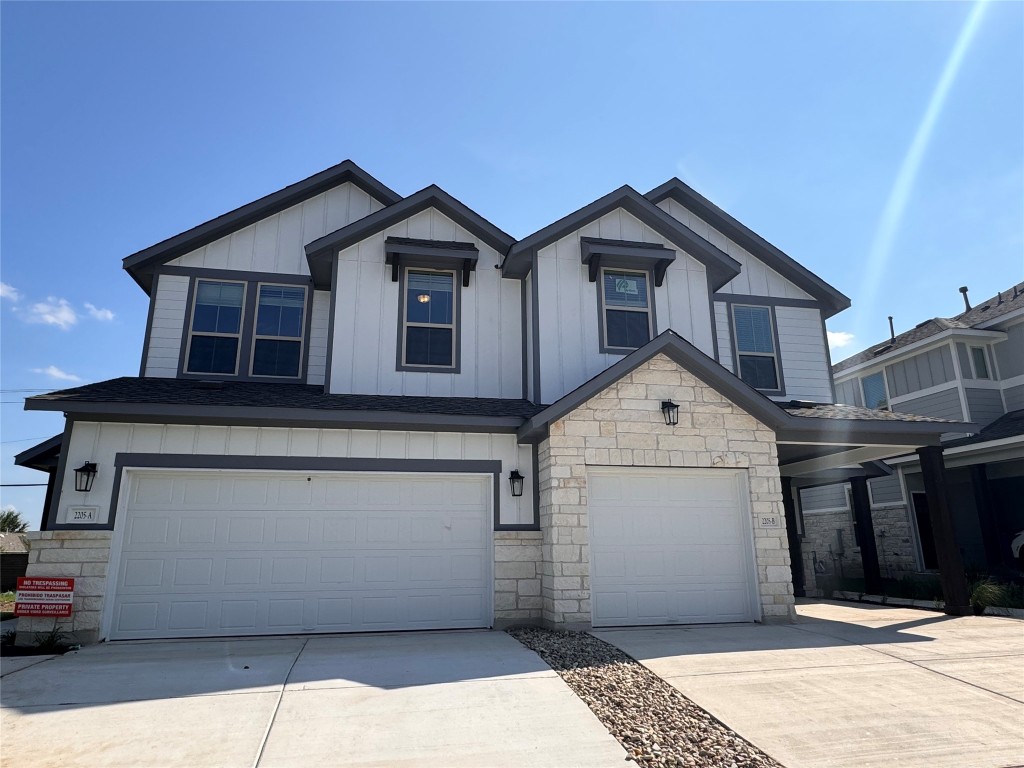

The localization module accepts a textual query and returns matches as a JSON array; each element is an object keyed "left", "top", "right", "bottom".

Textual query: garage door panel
[
  {"left": 110, "top": 471, "right": 492, "bottom": 640},
  {"left": 589, "top": 469, "right": 757, "bottom": 627}
]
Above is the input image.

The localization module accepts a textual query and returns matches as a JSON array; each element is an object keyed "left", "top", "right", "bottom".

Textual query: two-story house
[
  {"left": 798, "top": 285, "right": 1024, "bottom": 593},
  {"left": 14, "top": 161, "right": 964, "bottom": 645}
]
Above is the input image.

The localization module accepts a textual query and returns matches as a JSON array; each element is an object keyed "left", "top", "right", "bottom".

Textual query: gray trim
[
  {"left": 42, "top": 418, "right": 73, "bottom": 531},
  {"left": 820, "top": 313, "right": 838, "bottom": 403},
  {"left": 708, "top": 282, "right": 720, "bottom": 363},
  {"left": 305, "top": 185, "right": 515, "bottom": 289},
  {"left": 13, "top": 433, "right": 64, "bottom": 471},
  {"left": 123, "top": 160, "right": 401, "bottom": 293},
  {"left": 385, "top": 237, "right": 479, "bottom": 287},
  {"left": 725, "top": 302, "right": 786, "bottom": 397},
  {"left": 580, "top": 237, "right": 675, "bottom": 286},
  {"left": 139, "top": 272, "right": 159, "bottom": 377},
  {"left": 177, "top": 276, "right": 315, "bottom": 383},
  {"left": 531, "top": 254, "right": 542, "bottom": 404},
  {"left": 646, "top": 178, "right": 850, "bottom": 318},
  {"left": 78, "top": 455, "right": 505, "bottom": 534},
  {"left": 516, "top": 330, "right": 964, "bottom": 446},
  {"left": 520, "top": 278, "right": 528, "bottom": 399},
  {"left": 712, "top": 292, "right": 823, "bottom": 310},
  {"left": 502, "top": 185, "right": 741, "bottom": 291},
  {"left": 160, "top": 266, "right": 313, "bottom": 286},
  {"left": 325, "top": 257, "right": 339, "bottom": 393},
  {"left": 395, "top": 264, "right": 462, "bottom": 374},
  {"left": 531, "top": 441, "right": 540, "bottom": 529},
  {"left": 26, "top": 399, "right": 525, "bottom": 433},
  {"left": 596, "top": 265, "right": 659, "bottom": 356}
]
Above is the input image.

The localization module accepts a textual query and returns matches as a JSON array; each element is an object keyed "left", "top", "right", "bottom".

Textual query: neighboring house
[
  {"left": 15, "top": 161, "right": 965, "bottom": 645},
  {"left": 0, "top": 532, "right": 30, "bottom": 592},
  {"left": 800, "top": 284, "right": 1024, "bottom": 592}
]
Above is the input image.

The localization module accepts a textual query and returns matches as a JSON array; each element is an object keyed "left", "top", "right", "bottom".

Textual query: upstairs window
[
  {"left": 970, "top": 346, "right": 990, "bottom": 379},
  {"left": 733, "top": 305, "right": 780, "bottom": 391},
  {"left": 401, "top": 269, "right": 457, "bottom": 370},
  {"left": 600, "top": 268, "right": 652, "bottom": 352},
  {"left": 861, "top": 371, "right": 889, "bottom": 410},
  {"left": 251, "top": 285, "right": 306, "bottom": 378},
  {"left": 185, "top": 280, "right": 245, "bottom": 375}
]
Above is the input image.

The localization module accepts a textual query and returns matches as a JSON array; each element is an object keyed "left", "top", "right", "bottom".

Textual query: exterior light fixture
[
  {"left": 661, "top": 400, "right": 680, "bottom": 426},
  {"left": 417, "top": 294, "right": 431, "bottom": 303},
  {"left": 508, "top": 469, "right": 525, "bottom": 497},
  {"left": 74, "top": 462, "right": 98, "bottom": 493}
]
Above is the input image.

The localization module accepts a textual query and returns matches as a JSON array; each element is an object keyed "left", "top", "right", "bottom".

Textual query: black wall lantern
[
  {"left": 74, "top": 462, "right": 98, "bottom": 493},
  {"left": 508, "top": 470, "right": 525, "bottom": 497},
  {"left": 661, "top": 400, "right": 680, "bottom": 426}
]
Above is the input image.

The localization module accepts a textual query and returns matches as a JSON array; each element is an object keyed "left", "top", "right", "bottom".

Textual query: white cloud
[
  {"left": 25, "top": 297, "right": 78, "bottom": 330},
  {"left": 0, "top": 282, "right": 20, "bottom": 302},
  {"left": 827, "top": 331, "right": 856, "bottom": 351},
  {"left": 84, "top": 303, "right": 115, "bottom": 321},
  {"left": 32, "top": 365, "right": 82, "bottom": 382}
]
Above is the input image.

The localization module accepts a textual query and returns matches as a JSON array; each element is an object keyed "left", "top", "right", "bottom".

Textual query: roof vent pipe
[
  {"left": 997, "top": 291, "right": 1003, "bottom": 305},
  {"left": 887, "top": 315, "right": 895, "bottom": 342},
  {"left": 959, "top": 286, "right": 971, "bottom": 312}
]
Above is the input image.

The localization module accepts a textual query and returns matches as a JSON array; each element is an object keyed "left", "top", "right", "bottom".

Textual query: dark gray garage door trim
[{"left": 92, "top": 454, "right": 507, "bottom": 533}]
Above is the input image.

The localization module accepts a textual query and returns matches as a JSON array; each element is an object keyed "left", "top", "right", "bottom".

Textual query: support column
[
  {"left": 781, "top": 477, "right": 806, "bottom": 597},
  {"left": 850, "top": 477, "right": 883, "bottom": 595},
  {"left": 971, "top": 464, "right": 1003, "bottom": 570},
  {"left": 917, "top": 446, "right": 971, "bottom": 615}
]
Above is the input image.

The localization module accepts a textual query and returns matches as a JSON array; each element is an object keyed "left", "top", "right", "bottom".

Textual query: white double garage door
[{"left": 106, "top": 468, "right": 759, "bottom": 640}]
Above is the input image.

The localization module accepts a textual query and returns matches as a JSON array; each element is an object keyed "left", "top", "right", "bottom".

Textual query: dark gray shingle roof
[
  {"left": 943, "top": 409, "right": 1024, "bottom": 448},
  {"left": 782, "top": 402, "right": 959, "bottom": 423},
  {"left": 28, "top": 377, "right": 544, "bottom": 419},
  {"left": 833, "top": 282, "right": 1024, "bottom": 374}
]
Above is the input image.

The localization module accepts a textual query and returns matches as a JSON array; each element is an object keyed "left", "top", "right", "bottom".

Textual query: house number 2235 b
[{"left": 759, "top": 515, "right": 781, "bottom": 528}]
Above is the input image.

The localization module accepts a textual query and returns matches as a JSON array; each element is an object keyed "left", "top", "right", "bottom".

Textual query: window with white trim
[
  {"left": 970, "top": 346, "right": 990, "bottom": 379},
  {"left": 251, "top": 284, "right": 306, "bottom": 378},
  {"left": 401, "top": 269, "right": 457, "bottom": 369},
  {"left": 185, "top": 280, "right": 245, "bottom": 375},
  {"left": 600, "top": 268, "right": 652, "bottom": 351},
  {"left": 861, "top": 371, "right": 889, "bottom": 410},
  {"left": 732, "top": 305, "right": 780, "bottom": 391}
]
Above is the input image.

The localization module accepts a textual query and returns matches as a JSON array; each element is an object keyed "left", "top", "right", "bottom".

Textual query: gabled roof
[
  {"left": 122, "top": 161, "right": 402, "bottom": 294},
  {"left": 646, "top": 178, "right": 851, "bottom": 318},
  {"left": 13, "top": 433, "right": 63, "bottom": 472},
  {"left": 833, "top": 282, "right": 1024, "bottom": 374},
  {"left": 304, "top": 185, "right": 516, "bottom": 289},
  {"left": 518, "top": 331, "right": 964, "bottom": 445},
  {"left": 501, "top": 186, "right": 742, "bottom": 290}
]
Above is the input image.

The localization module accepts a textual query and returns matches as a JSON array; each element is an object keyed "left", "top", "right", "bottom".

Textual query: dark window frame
[
  {"left": 396, "top": 265, "right": 462, "bottom": 374},
  {"left": 248, "top": 282, "right": 309, "bottom": 379},
  {"left": 730, "top": 303, "right": 784, "bottom": 395},
  {"left": 597, "top": 266, "right": 656, "bottom": 355}
]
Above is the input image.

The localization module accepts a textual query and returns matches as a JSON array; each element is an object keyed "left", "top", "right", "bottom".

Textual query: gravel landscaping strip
[{"left": 508, "top": 627, "right": 783, "bottom": 768}]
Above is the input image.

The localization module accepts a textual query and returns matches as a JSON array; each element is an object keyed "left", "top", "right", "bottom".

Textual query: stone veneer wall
[
  {"left": 15, "top": 531, "right": 112, "bottom": 646},
  {"left": 493, "top": 530, "right": 543, "bottom": 626},
  {"left": 537, "top": 354, "right": 795, "bottom": 629},
  {"left": 801, "top": 506, "right": 919, "bottom": 594}
]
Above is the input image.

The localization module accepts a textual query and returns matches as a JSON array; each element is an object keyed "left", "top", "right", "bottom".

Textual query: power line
[
  {"left": 0, "top": 484, "right": 48, "bottom": 487},
  {"left": 0, "top": 436, "right": 55, "bottom": 445}
]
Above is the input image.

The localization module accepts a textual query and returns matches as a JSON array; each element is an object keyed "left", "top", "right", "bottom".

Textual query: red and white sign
[{"left": 15, "top": 577, "right": 75, "bottom": 618}]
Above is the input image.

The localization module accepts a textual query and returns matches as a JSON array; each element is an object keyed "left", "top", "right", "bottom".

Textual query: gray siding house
[
  {"left": 801, "top": 285, "right": 1024, "bottom": 592},
  {"left": 15, "top": 162, "right": 967, "bottom": 644}
]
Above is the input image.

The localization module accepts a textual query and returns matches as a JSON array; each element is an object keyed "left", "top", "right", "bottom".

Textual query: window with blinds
[{"left": 732, "top": 305, "right": 780, "bottom": 391}]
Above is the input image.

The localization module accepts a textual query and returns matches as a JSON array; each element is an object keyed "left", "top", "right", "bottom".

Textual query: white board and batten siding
[
  {"left": 535, "top": 208, "right": 714, "bottom": 403},
  {"left": 163, "top": 183, "right": 385, "bottom": 275},
  {"left": 53, "top": 422, "right": 535, "bottom": 528},
  {"left": 329, "top": 207, "right": 522, "bottom": 399},
  {"left": 306, "top": 290, "right": 331, "bottom": 386}
]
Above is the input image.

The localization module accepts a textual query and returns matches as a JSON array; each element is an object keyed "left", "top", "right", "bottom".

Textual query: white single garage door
[
  {"left": 108, "top": 470, "right": 492, "bottom": 640},
  {"left": 589, "top": 468, "right": 758, "bottom": 627}
]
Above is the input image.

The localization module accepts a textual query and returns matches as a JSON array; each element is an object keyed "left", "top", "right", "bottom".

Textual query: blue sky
[{"left": 2, "top": 1, "right": 1022, "bottom": 529}]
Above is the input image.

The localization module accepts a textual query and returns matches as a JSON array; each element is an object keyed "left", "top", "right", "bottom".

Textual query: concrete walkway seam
[{"left": 252, "top": 637, "right": 309, "bottom": 768}]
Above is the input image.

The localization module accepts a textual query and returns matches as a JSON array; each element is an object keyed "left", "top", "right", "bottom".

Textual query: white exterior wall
[
  {"left": 54, "top": 422, "right": 535, "bottom": 528},
  {"left": 535, "top": 208, "right": 713, "bottom": 403},
  {"left": 306, "top": 290, "right": 331, "bottom": 386},
  {"left": 328, "top": 207, "right": 522, "bottom": 398},
  {"left": 714, "top": 301, "right": 733, "bottom": 371},
  {"left": 656, "top": 198, "right": 813, "bottom": 300},
  {"left": 774, "top": 305, "right": 833, "bottom": 402},
  {"left": 143, "top": 274, "right": 190, "bottom": 377},
  {"left": 165, "top": 183, "right": 385, "bottom": 275}
]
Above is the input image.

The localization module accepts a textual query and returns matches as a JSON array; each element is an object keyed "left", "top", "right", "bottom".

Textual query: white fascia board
[
  {"left": 833, "top": 328, "right": 1006, "bottom": 382},
  {"left": 884, "top": 434, "right": 1024, "bottom": 465}
]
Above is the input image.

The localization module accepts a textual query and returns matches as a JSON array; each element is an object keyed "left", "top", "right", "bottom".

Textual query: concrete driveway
[
  {"left": 597, "top": 600, "right": 1024, "bottom": 768},
  {"left": 1, "top": 630, "right": 626, "bottom": 768}
]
